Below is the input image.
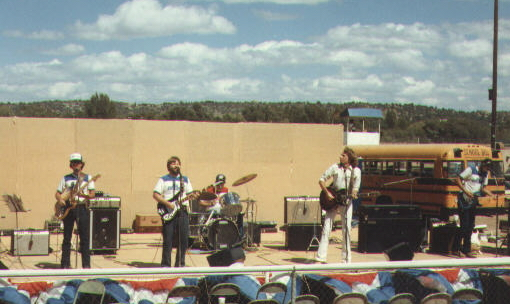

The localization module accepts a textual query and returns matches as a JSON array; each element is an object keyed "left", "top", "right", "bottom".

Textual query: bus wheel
[{"left": 375, "top": 196, "right": 393, "bottom": 205}]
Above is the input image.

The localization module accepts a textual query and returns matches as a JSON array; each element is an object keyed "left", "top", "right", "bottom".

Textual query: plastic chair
[
  {"left": 388, "top": 293, "right": 416, "bottom": 304},
  {"left": 210, "top": 283, "right": 241, "bottom": 304},
  {"left": 166, "top": 285, "right": 200, "bottom": 304},
  {"left": 419, "top": 293, "right": 452, "bottom": 304},
  {"left": 332, "top": 292, "right": 369, "bottom": 304},
  {"left": 452, "top": 288, "right": 482, "bottom": 301},
  {"left": 256, "top": 282, "right": 287, "bottom": 302},
  {"left": 247, "top": 300, "right": 279, "bottom": 304},
  {"left": 294, "top": 294, "right": 320, "bottom": 304},
  {"left": 72, "top": 280, "right": 106, "bottom": 304}
]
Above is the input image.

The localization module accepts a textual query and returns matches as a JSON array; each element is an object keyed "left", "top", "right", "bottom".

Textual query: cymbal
[
  {"left": 198, "top": 192, "right": 217, "bottom": 201},
  {"left": 232, "top": 173, "right": 257, "bottom": 187}
]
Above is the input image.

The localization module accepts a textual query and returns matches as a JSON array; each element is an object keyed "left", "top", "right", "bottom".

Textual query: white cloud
[
  {"left": 3, "top": 29, "right": 64, "bottom": 40},
  {"left": 252, "top": 9, "right": 299, "bottom": 21},
  {"left": 72, "top": 0, "right": 235, "bottom": 40},
  {"left": 42, "top": 44, "right": 85, "bottom": 56}
]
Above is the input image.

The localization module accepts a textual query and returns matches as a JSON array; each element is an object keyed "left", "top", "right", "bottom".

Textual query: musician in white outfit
[{"left": 316, "top": 147, "right": 361, "bottom": 264}]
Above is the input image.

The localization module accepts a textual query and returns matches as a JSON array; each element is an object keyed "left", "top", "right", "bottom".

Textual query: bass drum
[{"left": 203, "top": 218, "right": 241, "bottom": 250}]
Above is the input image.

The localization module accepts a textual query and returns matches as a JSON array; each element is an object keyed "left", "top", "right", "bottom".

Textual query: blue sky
[{"left": 0, "top": 0, "right": 509, "bottom": 111}]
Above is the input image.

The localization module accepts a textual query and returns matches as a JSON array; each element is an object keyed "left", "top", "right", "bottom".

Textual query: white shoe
[{"left": 315, "top": 257, "right": 327, "bottom": 264}]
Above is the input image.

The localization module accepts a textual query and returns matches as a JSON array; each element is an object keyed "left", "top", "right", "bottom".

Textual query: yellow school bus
[{"left": 352, "top": 144, "right": 506, "bottom": 220}]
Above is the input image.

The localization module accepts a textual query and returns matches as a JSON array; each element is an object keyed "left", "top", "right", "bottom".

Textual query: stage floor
[{"left": 0, "top": 215, "right": 505, "bottom": 271}]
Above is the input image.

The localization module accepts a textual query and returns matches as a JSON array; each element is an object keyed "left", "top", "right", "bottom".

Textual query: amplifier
[
  {"left": 284, "top": 196, "right": 321, "bottom": 224},
  {"left": 90, "top": 209, "right": 120, "bottom": 251},
  {"left": 285, "top": 224, "right": 322, "bottom": 251},
  {"left": 358, "top": 205, "right": 422, "bottom": 221},
  {"left": 88, "top": 196, "right": 121, "bottom": 209},
  {"left": 11, "top": 230, "right": 49, "bottom": 256}
]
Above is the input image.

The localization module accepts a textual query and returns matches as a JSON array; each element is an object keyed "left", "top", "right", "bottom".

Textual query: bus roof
[{"left": 351, "top": 144, "right": 496, "bottom": 160}]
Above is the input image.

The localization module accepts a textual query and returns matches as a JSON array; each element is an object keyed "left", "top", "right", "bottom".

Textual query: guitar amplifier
[
  {"left": 88, "top": 196, "right": 121, "bottom": 209},
  {"left": 284, "top": 196, "right": 321, "bottom": 224},
  {"left": 11, "top": 230, "right": 49, "bottom": 256}
]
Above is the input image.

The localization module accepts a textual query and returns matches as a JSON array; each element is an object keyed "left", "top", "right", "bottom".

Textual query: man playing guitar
[
  {"left": 153, "top": 156, "right": 198, "bottom": 267},
  {"left": 55, "top": 153, "right": 95, "bottom": 269},
  {"left": 316, "top": 147, "right": 361, "bottom": 264}
]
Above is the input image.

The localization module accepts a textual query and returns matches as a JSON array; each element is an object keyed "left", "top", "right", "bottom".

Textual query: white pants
[{"left": 316, "top": 201, "right": 353, "bottom": 263}]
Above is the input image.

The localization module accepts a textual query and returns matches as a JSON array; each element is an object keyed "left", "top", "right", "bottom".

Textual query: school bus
[{"left": 352, "top": 144, "right": 506, "bottom": 220}]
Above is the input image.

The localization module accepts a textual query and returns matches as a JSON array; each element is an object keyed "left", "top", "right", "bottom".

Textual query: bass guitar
[
  {"left": 54, "top": 174, "right": 101, "bottom": 220},
  {"left": 157, "top": 181, "right": 222, "bottom": 223},
  {"left": 319, "top": 187, "right": 379, "bottom": 211}
]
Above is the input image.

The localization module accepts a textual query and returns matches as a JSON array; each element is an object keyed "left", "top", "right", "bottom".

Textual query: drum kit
[{"left": 189, "top": 173, "right": 258, "bottom": 250}]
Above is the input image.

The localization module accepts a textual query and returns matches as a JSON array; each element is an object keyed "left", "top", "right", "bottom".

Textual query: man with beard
[{"left": 153, "top": 156, "right": 198, "bottom": 267}]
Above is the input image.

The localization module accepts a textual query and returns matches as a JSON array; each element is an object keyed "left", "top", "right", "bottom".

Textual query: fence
[{"left": 2, "top": 258, "right": 510, "bottom": 303}]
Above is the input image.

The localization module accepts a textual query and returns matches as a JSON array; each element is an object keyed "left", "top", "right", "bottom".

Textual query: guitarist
[
  {"left": 153, "top": 156, "right": 198, "bottom": 267},
  {"left": 55, "top": 153, "right": 95, "bottom": 269},
  {"left": 453, "top": 158, "right": 494, "bottom": 258},
  {"left": 316, "top": 147, "right": 361, "bottom": 264}
]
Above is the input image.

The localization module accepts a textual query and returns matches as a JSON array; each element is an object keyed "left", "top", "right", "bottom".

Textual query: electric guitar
[
  {"left": 157, "top": 181, "right": 223, "bottom": 223},
  {"left": 319, "top": 187, "right": 380, "bottom": 211},
  {"left": 54, "top": 174, "right": 101, "bottom": 220},
  {"left": 157, "top": 190, "right": 200, "bottom": 223}
]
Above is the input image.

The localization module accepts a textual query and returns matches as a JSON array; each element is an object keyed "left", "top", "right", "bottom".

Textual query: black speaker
[
  {"left": 358, "top": 218, "right": 425, "bottom": 253},
  {"left": 89, "top": 209, "right": 120, "bottom": 251},
  {"left": 207, "top": 246, "right": 245, "bottom": 267},
  {"left": 384, "top": 242, "right": 414, "bottom": 261},
  {"left": 246, "top": 222, "right": 261, "bottom": 246},
  {"left": 285, "top": 224, "right": 322, "bottom": 251},
  {"left": 429, "top": 223, "right": 458, "bottom": 254}
]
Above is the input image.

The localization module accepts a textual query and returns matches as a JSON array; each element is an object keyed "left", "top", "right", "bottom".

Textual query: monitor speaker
[
  {"left": 284, "top": 196, "right": 321, "bottom": 224},
  {"left": 207, "top": 246, "right": 245, "bottom": 267},
  {"left": 384, "top": 242, "right": 414, "bottom": 261},
  {"left": 89, "top": 209, "right": 120, "bottom": 251}
]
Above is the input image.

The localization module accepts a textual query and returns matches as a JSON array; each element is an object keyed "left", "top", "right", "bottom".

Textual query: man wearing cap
[
  {"left": 55, "top": 153, "right": 95, "bottom": 269},
  {"left": 153, "top": 156, "right": 198, "bottom": 267},
  {"left": 200, "top": 174, "right": 229, "bottom": 215},
  {"left": 454, "top": 158, "right": 494, "bottom": 258}
]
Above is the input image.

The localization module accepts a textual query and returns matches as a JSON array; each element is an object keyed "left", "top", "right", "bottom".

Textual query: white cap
[{"left": 69, "top": 153, "right": 83, "bottom": 162}]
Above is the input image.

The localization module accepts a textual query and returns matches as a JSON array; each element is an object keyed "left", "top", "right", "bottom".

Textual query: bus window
[
  {"left": 408, "top": 161, "right": 421, "bottom": 177},
  {"left": 368, "top": 161, "right": 380, "bottom": 175},
  {"left": 382, "top": 161, "right": 395, "bottom": 175},
  {"left": 422, "top": 161, "right": 435, "bottom": 177},
  {"left": 443, "top": 161, "right": 464, "bottom": 177},
  {"left": 395, "top": 161, "right": 407, "bottom": 176}
]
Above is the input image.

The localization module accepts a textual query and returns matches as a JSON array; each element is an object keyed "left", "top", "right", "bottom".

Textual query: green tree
[{"left": 85, "top": 93, "right": 116, "bottom": 118}]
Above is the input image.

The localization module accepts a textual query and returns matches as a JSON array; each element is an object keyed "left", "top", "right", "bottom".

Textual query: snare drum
[{"left": 203, "top": 218, "right": 241, "bottom": 250}]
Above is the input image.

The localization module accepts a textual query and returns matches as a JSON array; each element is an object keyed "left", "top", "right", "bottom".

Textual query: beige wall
[{"left": 0, "top": 117, "right": 343, "bottom": 230}]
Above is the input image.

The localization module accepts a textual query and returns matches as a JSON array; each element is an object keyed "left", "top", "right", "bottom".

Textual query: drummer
[
  {"left": 199, "top": 174, "right": 228, "bottom": 217},
  {"left": 200, "top": 174, "right": 245, "bottom": 239}
]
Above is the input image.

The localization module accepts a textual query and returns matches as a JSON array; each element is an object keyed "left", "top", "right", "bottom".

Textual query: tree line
[{"left": 1, "top": 93, "right": 509, "bottom": 145}]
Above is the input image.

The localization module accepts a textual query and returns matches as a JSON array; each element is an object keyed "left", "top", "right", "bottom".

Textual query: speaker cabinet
[
  {"left": 285, "top": 224, "right": 322, "bottom": 251},
  {"left": 284, "top": 196, "right": 321, "bottom": 224},
  {"left": 207, "top": 246, "right": 245, "bottom": 267},
  {"left": 11, "top": 230, "right": 49, "bottom": 256},
  {"left": 245, "top": 222, "right": 261, "bottom": 246},
  {"left": 89, "top": 209, "right": 120, "bottom": 251},
  {"left": 429, "top": 223, "right": 458, "bottom": 254},
  {"left": 358, "top": 218, "right": 425, "bottom": 253}
]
